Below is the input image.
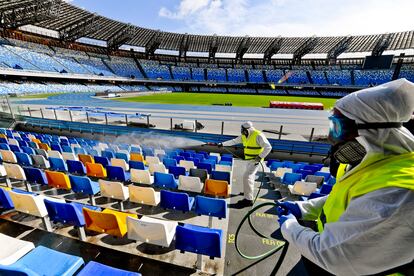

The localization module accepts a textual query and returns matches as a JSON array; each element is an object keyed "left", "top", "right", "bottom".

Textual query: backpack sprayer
[{"left": 202, "top": 143, "right": 289, "bottom": 266}]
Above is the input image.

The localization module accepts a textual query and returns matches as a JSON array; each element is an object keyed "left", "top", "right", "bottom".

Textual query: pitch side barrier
[{"left": 19, "top": 116, "right": 330, "bottom": 157}]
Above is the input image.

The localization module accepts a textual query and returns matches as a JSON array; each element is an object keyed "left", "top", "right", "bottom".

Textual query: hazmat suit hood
[{"left": 335, "top": 78, "right": 414, "bottom": 156}]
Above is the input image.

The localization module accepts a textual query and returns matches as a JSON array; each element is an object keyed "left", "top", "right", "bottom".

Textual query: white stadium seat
[
  {"left": 127, "top": 216, "right": 177, "bottom": 247},
  {"left": 128, "top": 186, "right": 160, "bottom": 206}
]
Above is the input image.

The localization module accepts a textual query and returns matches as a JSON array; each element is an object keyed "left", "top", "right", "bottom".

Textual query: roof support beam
[
  {"left": 145, "top": 30, "right": 162, "bottom": 57},
  {"left": 59, "top": 14, "right": 100, "bottom": 42},
  {"left": 292, "top": 36, "right": 318, "bottom": 65},
  {"left": 372, "top": 33, "right": 393, "bottom": 56},
  {"left": 107, "top": 24, "right": 134, "bottom": 51},
  {"left": 235, "top": 36, "right": 251, "bottom": 63},
  {"left": 179, "top": 33, "right": 189, "bottom": 60},
  {"left": 0, "top": 0, "right": 60, "bottom": 29},
  {"left": 327, "top": 36, "right": 352, "bottom": 64},
  {"left": 208, "top": 34, "right": 219, "bottom": 62},
  {"left": 263, "top": 36, "right": 282, "bottom": 64}
]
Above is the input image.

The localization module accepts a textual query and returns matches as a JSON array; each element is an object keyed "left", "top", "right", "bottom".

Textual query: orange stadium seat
[
  {"left": 130, "top": 153, "right": 144, "bottom": 162},
  {"left": 204, "top": 179, "right": 230, "bottom": 197},
  {"left": 86, "top": 162, "right": 107, "bottom": 178},
  {"left": 78, "top": 154, "right": 94, "bottom": 166},
  {"left": 45, "top": 170, "right": 71, "bottom": 190},
  {"left": 38, "top": 143, "right": 51, "bottom": 151}
]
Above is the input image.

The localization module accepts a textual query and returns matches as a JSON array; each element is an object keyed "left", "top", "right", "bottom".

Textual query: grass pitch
[
  {"left": 18, "top": 93, "right": 65, "bottom": 99},
  {"left": 115, "top": 92, "right": 338, "bottom": 109}
]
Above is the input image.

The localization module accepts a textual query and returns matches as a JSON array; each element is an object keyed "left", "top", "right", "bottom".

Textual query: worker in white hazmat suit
[
  {"left": 277, "top": 78, "right": 414, "bottom": 275},
  {"left": 219, "top": 121, "right": 271, "bottom": 207}
]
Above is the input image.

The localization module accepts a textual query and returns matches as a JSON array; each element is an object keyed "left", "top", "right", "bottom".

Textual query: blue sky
[{"left": 68, "top": 0, "right": 413, "bottom": 37}]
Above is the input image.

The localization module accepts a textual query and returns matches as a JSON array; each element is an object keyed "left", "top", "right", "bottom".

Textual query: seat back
[
  {"left": 179, "top": 160, "right": 195, "bottom": 171},
  {"left": 194, "top": 195, "right": 227, "bottom": 219},
  {"left": 9, "top": 145, "right": 21, "bottom": 153},
  {"left": 23, "top": 167, "right": 47, "bottom": 185},
  {"left": 106, "top": 165, "right": 128, "bottom": 182},
  {"left": 303, "top": 165, "right": 320, "bottom": 174},
  {"left": 314, "top": 171, "right": 331, "bottom": 182},
  {"left": 44, "top": 199, "right": 84, "bottom": 226},
  {"left": 99, "top": 179, "right": 129, "bottom": 201},
  {"left": 160, "top": 190, "right": 193, "bottom": 212},
  {"left": 189, "top": 168, "right": 208, "bottom": 183},
  {"left": 111, "top": 158, "right": 129, "bottom": 171},
  {"left": 82, "top": 208, "right": 123, "bottom": 237},
  {"left": 4, "top": 163, "right": 26, "bottom": 181},
  {"left": 34, "top": 148, "right": 48, "bottom": 158},
  {"left": 127, "top": 216, "right": 177, "bottom": 247},
  {"left": 14, "top": 152, "right": 33, "bottom": 166},
  {"left": 163, "top": 158, "right": 177, "bottom": 169},
  {"left": 78, "top": 154, "right": 94, "bottom": 165},
  {"left": 175, "top": 224, "right": 222, "bottom": 258},
  {"left": 148, "top": 163, "right": 167, "bottom": 175},
  {"left": 101, "top": 150, "right": 115, "bottom": 159},
  {"left": 8, "top": 190, "right": 48, "bottom": 217},
  {"left": 154, "top": 172, "right": 178, "bottom": 189},
  {"left": 0, "top": 150, "right": 17, "bottom": 163},
  {"left": 304, "top": 175, "right": 325, "bottom": 187},
  {"left": 281, "top": 172, "right": 302, "bottom": 185},
  {"left": 21, "top": 146, "right": 35, "bottom": 155},
  {"left": 197, "top": 162, "right": 212, "bottom": 174},
  {"left": 178, "top": 175, "right": 203, "bottom": 193},
  {"left": 130, "top": 169, "right": 152, "bottom": 185},
  {"left": 0, "top": 187, "right": 14, "bottom": 209},
  {"left": 168, "top": 166, "right": 186, "bottom": 179},
  {"left": 211, "top": 171, "right": 230, "bottom": 184},
  {"left": 145, "top": 156, "right": 160, "bottom": 165},
  {"left": 130, "top": 153, "right": 144, "bottom": 162},
  {"left": 62, "top": 152, "right": 77, "bottom": 161},
  {"left": 86, "top": 162, "right": 107, "bottom": 178},
  {"left": 69, "top": 175, "right": 99, "bottom": 195},
  {"left": 129, "top": 161, "right": 145, "bottom": 170},
  {"left": 215, "top": 164, "right": 232, "bottom": 173},
  {"left": 204, "top": 179, "right": 229, "bottom": 197},
  {"left": 49, "top": 157, "right": 67, "bottom": 171},
  {"left": 32, "top": 155, "right": 50, "bottom": 169},
  {"left": 45, "top": 170, "right": 71, "bottom": 190},
  {"left": 94, "top": 156, "right": 110, "bottom": 168},
  {"left": 115, "top": 152, "right": 129, "bottom": 162},
  {"left": 38, "top": 143, "right": 51, "bottom": 151},
  {"left": 290, "top": 181, "right": 317, "bottom": 196},
  {"left": 319, "top": 184, "right": 333, "bottom": 195},
  {"left": 67, "top": 160, "right": 86, "bottom": 175},
  {"left": 128, "top": 186, "right": 159, "bottom": 206},
  {"left": 48, "top": 150, "right": 63, "bottom": 159}
]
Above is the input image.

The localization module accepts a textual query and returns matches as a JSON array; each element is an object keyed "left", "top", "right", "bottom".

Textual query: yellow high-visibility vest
[
  {"left": 242, "top": 129, "right": 264, "bottom": 160},
  {"left": 317, "top": 152, "right": 414, "bottom": 232}
]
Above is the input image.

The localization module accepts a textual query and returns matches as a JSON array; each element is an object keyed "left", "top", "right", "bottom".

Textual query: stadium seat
[
  {"left": 304, "top": 175, "right": 325, "bottom": 187},
  {"left": 45, "top": 170, "right": 71, "bottom": 190},
  {"left": 111, "top": 158, "right": 129, "bottom": 171},
  {"left": 0, "top": 150, "right": 17, "bottom": 163},
  {"left": 194, "top": 195, "right": 227, "bottom": 219},
  {"left": 281, "top": 172, "right": 302, "bottom": 185},
  {"left": 197, "top": 162, "right": 213, "bottom": 174},
  {"left": 32, "top": 154, "right": 50, "bottom": 169},
  {"left": 319, "top": 184, "right": 333, "bottom": 195},
  {"left": 86, "top": 162, "right": 107, "bottom": 178},
  {"left": 4, "top": 163, "right": 27, "bottom": 188},
  {"left": 21, "top": 146, "right": 35, "bottom": 155},
  {"left": 69, "top": 175, "right": 100, "bottom": 205},
  {"left": 24, "top": 167, "right": 48, "bottom": 186},
  {"left": 99, "top": 179, "right": 129, "bottom": 210},
  {"left": 83, "top": 208, "right": 138, "bottom": 238},
  {"left": 288, "top": 181, "right": 317, "bottom": 196},
  {"left": 130, "top": 153, "right": 144, "bottom": 162},
  {"left": 94, "top": 156, "right": 110, "bottom": 168},
  {"left": 62, "top": 152, "right": 78, "bottom": 161},
  {"left": 0, "top": 187, "right": 14, "bottom": 210},
  {"left": 146, "top": 156, "right": 161, "bottom": 165},
  {"left": 211, "top": 171, "right": 231, "bottom": 185},
  {"left": 129, "top": 185, "right": 160, "bottom": 206},
  {"left": 101, "top": 150, "right": 115, "bottom": 159},
  {"left": 204, "top": 179, "right": 229, "bottom": 197},
  {"left": 77, "top": 261, "right": 141, "bottom": 276},
  {"left": 169, "top": 166, "right": 186, "bottom": 179},
  {"left": 49, "top": 157, "right": 68, "bottom": 171},
  {"left": 148, "top": 163, "right": 167, "bottom": 175},
  {"left": 178, "top": 175, "right": 204, "bottom": 193},
  {"left": 154, "top": 172, "right": 178, "bottom": 189},
  {"left": 106, "top": 165, "right": 130, "bottom": 182},
  {"left": 67, "top": 160, "right": 86, "bottom": 175},
  {"left": 175, "top": 224, "right": 223, "bottom": 259},
  {"left": 0, "top": 245, "right": 84, "bottom": 275},
  {"left": 0, "top": 233, "right": 35, "bottom": 265},
  {"left": 48, "top": 150, "right": 63, "bottom": 159},
  {"left": 129, "top": 160, "right": 145, "bottom": 170},
  {"left": 302, "top": 165, "right": 320, "bottom": 174},
  {"left": 15, "top": 152, "right": 33, "bottom": 166},
  {"left": 189, "top": 168, "right": 208, "bottom": 183},
  {"left": 115, "top": 152, "right": 129, "bottom": 162},
  {"left": 38, "top": 143, "right": 51, "bottom": 151},
  {"left": 78, "top": 154, "right": 94, "bottom": 165},
  {"left": 130, "top": 169, "right": 153, "bottom": 185},
  {"left": 127, "top": 216, "right": 177, "bottom": 247},
  {"left": 160, "top": 190, "right": 195, "bottom": 212},
  {"left": 314, "top": 171, "right": 331, "bottom": 182},
  {"left": 9, "top": 144, "right": 22, "bottom": 153},
  {"left": 273, "top": 167, "right": 292, "bottom": 178},
  {"left": 179, "top": 160, "right": 195, "bottom": 171},
  {"left": 215, "top": 164, "right": 232, "bottom": 173},
  {"left": 44, "top": 199, "right": 101, "bottom": 241},
  {"left": 34, "top": 148, "right": 48, "bottom": 158}
]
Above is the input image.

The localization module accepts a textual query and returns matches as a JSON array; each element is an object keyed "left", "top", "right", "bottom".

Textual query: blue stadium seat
[
  {"left": 160, "top": 190, "right": 194, "bottom": 212},
  {"left": 197, "top": 162, "right": 213, "bottom": 174},
  {"left": 163, "top": 158, "right": 177, "bottom": 169},
  {"left": 129, "top": 161, "right": 145, "bottom": 170},
  {"left": 0, "top": 188, "right": 14, "bottom": 209},
  {"left": 314, "top": 171, "right": 331, "bottom": 182},
  {"left": 0, "top": 245, "right": 84, "bottom": 275},
  {"left": 154, "top": 172, "right": 178, "bottom": 189},
  {"left": 101, "top": 150, "right": 115, "bottom": 159},
  {"left": 115, "top": 152, "right": 129, "bottom": 162},
  {"left": 62, "top": 145, "right": 73, "bottom": 153},
  {"left": 211, "top": 171, "right": 231, "bottom": 184},
  {"left": 51, "top": 144, "right": 62, "bottom": 153},
  {"left": 106, "top": 165, "right": 130, "bottom": 182},
  {"left": 302, "top": 165, "right": 320, "bottom": 174},
  {"left": 281, "top": 172, "right": 302, "bottom": 185},
  {"left": 220, "top": 156, "right": 233, "bottom": 164},
  {"left": 78, "top": 261, "right": 141, "bottom": 276},
  {"left": 173, "top": 155, "right": 184, "bottom": 162},
  {"left": 49, "top": 157, "right": 68, "bottom": 171},
  {"left": 319, "top": 184, "right": 333, "bottom": 195},
  {"left": 168, "top": 166, "right": 186, "bottom": 179},
  {"left": 74, "top": 147, "right": 86, "bottom": 155},
  {"left": 67, "top": 160, "right": 86, "bottom": 175},
  {"left": 297, "top": 169, "right": 313, "bottom": 179},
  {"left": 15, "top": 152, "right": 33, "bottom": 166},
  {"left": 23, "top": 167, "right": 48, "bottom": 186},
  {"left": 94, "top": 156, "right": 110, "bottom": 168},
  {"left": 69, "top": 175, "right": 100, "bottom": 205},
  {"left": 21, "top": 146, "right": 35, "bottom": 155},
  {"left": 9, "top": 144, "right": 22, "bottom": 153},
  {"left": 194, "top": 196, "right": 227, "bottom": 219},
  {"left": 175, "top": 224, "right": 222, "bottom": 259}
]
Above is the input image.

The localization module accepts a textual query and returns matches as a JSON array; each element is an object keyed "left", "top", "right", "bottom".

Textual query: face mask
[
  {"left": 241, "top": 127, "right": 249, "bottom": 137},
  {"left": 332, "top": 139, "right": 367, "bottom": 165}
]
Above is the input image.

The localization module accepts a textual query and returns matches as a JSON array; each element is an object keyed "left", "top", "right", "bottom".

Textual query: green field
[
  {"left": 115, "top": 92, "right": 338, "bottom": 109},
  {"left": 18, "top": 93, "right": 64, "bottom": 99}
]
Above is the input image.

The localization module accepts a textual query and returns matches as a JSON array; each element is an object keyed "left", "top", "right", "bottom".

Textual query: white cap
[{"left": 242, "top": 121, "right": 253, "bottom": 129}]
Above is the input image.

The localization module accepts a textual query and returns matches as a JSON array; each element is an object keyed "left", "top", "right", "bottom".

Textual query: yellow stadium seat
[
  {"left": 45, "top": 170, "right": 71, "bottom": 190},
  {"left": 38, "top": 143, "right": 51, "bottom": 151},
  {"left": 86, "top": 162, "right": 107, "bottom": 178},
  {"left": 204, "top": 179, "right": 230, "bottom": 197},
  {"left": 78, "top": 154, "right": 94, "bottom": 166},
  {"left": 32, "top": 138, "right": 41, "bottom": 144},
  {"left": 82, "top": 208, "right": 138, "bottom": 238},
  {"left": 0, "top": 134, "right": 6, "bottom": 139},
  {"left": 130, "top": 153, "right": 144, "bottom": 162}
]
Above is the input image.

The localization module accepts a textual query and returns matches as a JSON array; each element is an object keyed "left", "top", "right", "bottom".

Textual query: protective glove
[
  {"left": 278, "top": 213, "right": 296, "bottom": 227},
  {"left": 217, "top": 143, "right": 223, "bottom": 148},
  {"left": 276, "top": 201, "right": 302, "bottom": 218},
  {"left": 254, "top": 156, "right": 262, "bottom": 165}
]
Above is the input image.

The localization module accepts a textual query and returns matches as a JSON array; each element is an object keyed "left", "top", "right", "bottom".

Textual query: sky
[{"left": 67, "top": 0, "right": 414, "bottom": 37}]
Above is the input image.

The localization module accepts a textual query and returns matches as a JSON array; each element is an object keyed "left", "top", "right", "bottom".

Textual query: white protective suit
[
  {"left": 222, "top": 125, "right": 272, "bottom": 200},
  {"left": 281, "top": 78, "right": 414, "bottom": 275}
]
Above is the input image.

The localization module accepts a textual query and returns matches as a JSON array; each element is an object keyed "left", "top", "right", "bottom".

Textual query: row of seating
[{"left": 0, "top": 232, "right": 141, "bottom": 275}]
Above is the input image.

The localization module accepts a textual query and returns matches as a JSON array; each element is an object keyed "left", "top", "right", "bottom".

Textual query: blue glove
[
  {"left": 278, "top": 213, "right": 296, "bottom": 227},
  {"left": 276, "top": 201, "right": 302, "bottom": 218}
]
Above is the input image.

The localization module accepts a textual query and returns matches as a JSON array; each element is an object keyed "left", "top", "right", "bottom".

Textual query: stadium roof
[{"left": 5, "top": 0, "right": 414, "bottom": 55}]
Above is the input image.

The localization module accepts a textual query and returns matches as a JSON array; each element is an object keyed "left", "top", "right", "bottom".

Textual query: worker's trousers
[{"left": 243, "top": 160, "right": 259, "bottom": 201}]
